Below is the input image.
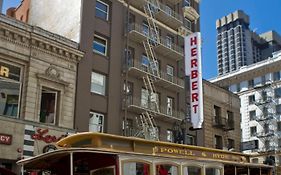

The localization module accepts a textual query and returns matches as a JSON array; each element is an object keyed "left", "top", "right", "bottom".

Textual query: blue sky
[{"left": 2, "top": 0, "right": 281, "bottom": 79}]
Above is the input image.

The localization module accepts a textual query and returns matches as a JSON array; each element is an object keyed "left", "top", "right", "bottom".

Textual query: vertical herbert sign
[{"left": 185, "top": 32, "right": 204, "bottom": 129}]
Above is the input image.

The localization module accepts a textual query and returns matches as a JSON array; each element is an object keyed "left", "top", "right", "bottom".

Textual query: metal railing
[
  {"left": 128, "top": 59, "right": 184, "bottom": 87},
  {"left": 126, "top": 96, "right": 185, "bottom": 120},
  {"left": 158, "top": 36, "right": 184, "bottom": 55},
  {"left": 156, "top": 2, "right": 183, "bottom": 22}
]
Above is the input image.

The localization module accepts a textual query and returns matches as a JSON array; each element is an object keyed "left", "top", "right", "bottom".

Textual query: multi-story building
[
  {"left": 0, "top": 0, "right": 3, "bottom": 13},
  {"left": 211, "top": 50, "right": 281, "bottom": 164},
  {"left": 216, "top": 10, "right": 281, "bottom": 75},
  {"left": 9, "top": 0, "right": 201, "bottom": 142},
  {"left": 185, "top": 80, "right": 241, "bottom": 150},
  {"left": 0, "top": 14, "right": 83, "bottom": 173}
]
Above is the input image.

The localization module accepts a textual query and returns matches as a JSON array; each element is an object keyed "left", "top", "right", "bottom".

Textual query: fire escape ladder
[
  {"left": 144, "top": 1, "right": 160, "bottom": 43},
  {"left": 143, "top": 40, "right": 160, "bottom": 78}
]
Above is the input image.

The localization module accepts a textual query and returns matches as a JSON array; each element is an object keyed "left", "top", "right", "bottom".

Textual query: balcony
[
  {"left": 212, "top": 117, "right": 234, "bottom": 131},
  {"left": 256, "top": 130, "right": 275, "bottom": 138},
  {"left": 153, "top": 37, "right": 184, "bottom": 61},
  {"left": 127, "top": 60, "right": 184, "bottom": 91},
  {"left": 254, "top": 96, "right": 273, "bottom": 106},
  {"left": 256, "top": 113, "right": 274, "bottom": 122},
  {"left": 128, "top": 0, "right": 146, "bottom": 10},
  {"left": 164, "top": 0, "right": 182, "bottom": 5},
  {"left": 127, "top": 23, "right": 148, "bottom": 43},
  {"left": 125, "top": 96, "right": 185, "bottom": 122},
  {"left": 153, "top": 3, "right": 183, "bottom": 30},
  {"left": 178, "top": 26, "right": 192, "bottom": 37},
  {"left": 183, "top": 6, "right": 199, "bottom": 21}
]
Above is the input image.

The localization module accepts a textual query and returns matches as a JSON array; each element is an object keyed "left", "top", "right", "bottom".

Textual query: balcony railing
[
  {"left": 127, "top": 23, "right": 148, "bottom": 43},
  {"left": 213, "top": 117, "right": 234, "bottom": 131},
  {"left": 127, "top": 60, "right": 184, "bottom": 90},
  {"left": 254, "top": 96, "right": 274, "bottom": 106},
  {"left": 125, "top": 96, "right": 185, "bottom": 121},
  {"left": 154, "top": 36, "right": 184, "bottom": 60},
  {"left": 183, "top": 6, "right": 199, "bottom": 21},
  {"left": 256, "top": 130, "right": 275, "bottom": 138},
  {"left": 255, "top": 113, "right": 274, "bottom": 122},
  {"left": 153, "top": 2, "right": 183, "bottom": 29}
]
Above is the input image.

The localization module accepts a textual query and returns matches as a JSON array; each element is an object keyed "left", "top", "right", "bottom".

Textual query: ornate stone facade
[{"left": 0, "top": 14, "right": 83, "bottom": 173}]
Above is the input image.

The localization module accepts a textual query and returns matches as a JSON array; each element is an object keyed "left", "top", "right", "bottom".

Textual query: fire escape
[
  {"left": 124, "top": 0, "right": 186, "bottom": 141},
  {"left": 254, "top": 83, "right": 278, "bottom": 153}
]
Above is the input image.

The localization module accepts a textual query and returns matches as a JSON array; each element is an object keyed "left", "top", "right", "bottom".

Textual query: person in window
[{"left": 157, "top": 165, "right": 168, "bottom": 175}]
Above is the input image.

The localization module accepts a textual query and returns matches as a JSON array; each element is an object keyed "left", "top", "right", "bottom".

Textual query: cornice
[{"left": 0, "top": 15, "right": 83, "bottom": 63}]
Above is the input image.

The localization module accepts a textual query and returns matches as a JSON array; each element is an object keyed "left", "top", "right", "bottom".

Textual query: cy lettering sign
[{"left": 0, "top": 134, "right": 12, "bottom": 145}]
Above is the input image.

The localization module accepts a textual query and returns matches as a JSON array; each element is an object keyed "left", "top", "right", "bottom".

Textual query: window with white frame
[
  {"left": 141, "top": 54, "right": 149, "bottom": 72},
  {"left": 39, "top": 88, "right": 58, "bottom": 124},
  {"left": 91, "top": 72, "right": 106, "bottom": 95},
  {"left": 250, "top": 126, "right": 257, "bottom": 136},
  {"left": 275, "top": 87, "right": 281, "bottom": 98},
  {"left": 0, "top": 62, "right": 21, "bottom": 118},
  {"left": 141, "top": 88, "right": 149, "bottom": 108},
  {"left": 89, "top": 111, "right": 104, "bottom": 132},
  {"left": 183, "top": 0, "right": 190, "bottom": 7},
  {"left": 249, "top": 110, "right": 256, "bottom": 120},
  {"left": 167, "top": 129, "right": 174, "bottom": 142},
  {"left": 167, "top": 65, "right": 174, "bottom": 82},
  {"left": 274, "top": 71, "right": 281, "bottom": 81},
  {"left": 166, "top": 35, "right": 173, "bottom": 48},
  {"left": 93, "top": 35, "right": 108, "bottom": 56},
  {"left": 95, "top": 0, "right": 109, "bottom": 21},
  {"left": 167, "top": 97, "right": 173, "bottom": 116},
  {"left": 142, "top": 22, "right": 149, "bottom": 37}
]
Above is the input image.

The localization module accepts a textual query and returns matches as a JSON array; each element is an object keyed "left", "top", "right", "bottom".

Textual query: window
[
  {"left": 186, "top": 135, "right": 195, "bottom": 145},
  {"left": 250, "top": 126, "right": 257, "bottom": 137},
  {"left": 91, "top": 72, "right": 106, "bottom": 95},
  {"left": 39, "top": 88, "right": 58, "bottom": 124},
  {"left": 228, "top": 139, "right": 235, "bottom": 150},
  {"left": 0, "top": 62, "right": 21, "bottom": 118},
  {"left": 183, "top": 166, "right": 201, "bottom": 175},
  {"left": 123, "top": 81, "right": 133, "bottom": 105},
  {"left": 89, "top": 111, "right": 104, "bottom": 132},
  {"left": 236, "top": 83, "right": 240, "bottom": 92},
  {"left": 249, "top": 110, "right": 256, "bottom": 120},
  {"left": 248, "top": 79, "right": 254, "bottom": 89},
  {"left": 276, "top": 104, "right": 281, "bottom": 115},
  {"left": 167, "top": 65, "right": 174, "bottom": 82},
  {"left": 141, "top": 54, "right": 149, "bottom": 72},
  {"left": 166, "top": 35, "right": 173, "bottom": 48},
  {"left": 167, "top": 129, "right": 174, "bottom": 142},
  {"left": 124, "top": 119, "right": 133, "bottom": 136},
  {"left": 95, "top": 0, "right": 109, "bottom": 20},
  {"left": 278, "top": 121, "right": 281, "bottom": 131},
  {"left": 141, "top": 88, "right": 149, "bottom": 108},
  {"left": 183, "top": 0, "right": 190, "bottom": 7},
  {"left": 123, "top": 162, "right": 151, "bottom": 175},
  {"left": 213, "top": 105, "right": 221, "bottom": 124},
  {"left": 279, "top": 139, "right": 281, "bottom": 148},
  {"left": 93, "top": 35, "right": 107, "bottom": 56},
  {"left": 142, "top": 22, "right": 149, "bottom": 36},
  {"left": 226, "top": 111, "right": 234, "bottom": 129},
  {"left": 214, "top": 135, "right": 223, "bottom": 149},
  {"left": 167, "top": 97, "right": 173, "bottom": 116},
  {"left": 261, "top": 75, "right": 266, "bottom": 85},
  {"left": 275, "top": 88, "right": 281, "bottom": 98},
  {"left": 274, "top": 72, "right": 280, "bottom": 81},
  {"left": 248, "top": 95, "right": 255, "bottom": 105},
  {"left": 126, "top": 47, "right": 134, "bottom": 67},
  {"left": 206, "top": 168, "right": 222, "bottom": 175},
  {"left": 156, "top": 164, "right": 178, "bottom": 175},
  {"left": 184, "top": 18, "right": 192, "bottom": 30}
]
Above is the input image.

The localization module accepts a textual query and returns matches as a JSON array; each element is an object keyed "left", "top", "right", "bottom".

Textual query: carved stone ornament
[{"left": 45, "top": 65, "right": 60, "bottom": 79}]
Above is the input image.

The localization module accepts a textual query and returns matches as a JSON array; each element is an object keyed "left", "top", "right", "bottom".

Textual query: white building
[{"left": 211, "top": 50, "right": 281, "bottom": 164}]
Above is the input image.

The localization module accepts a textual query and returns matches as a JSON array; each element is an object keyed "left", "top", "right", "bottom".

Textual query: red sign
[
  {"left": 32, "top": 128, "right": 67, "bottom": 143},
  {"left": 0, "top": 134, "right": 12, "bottom": 145}
]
